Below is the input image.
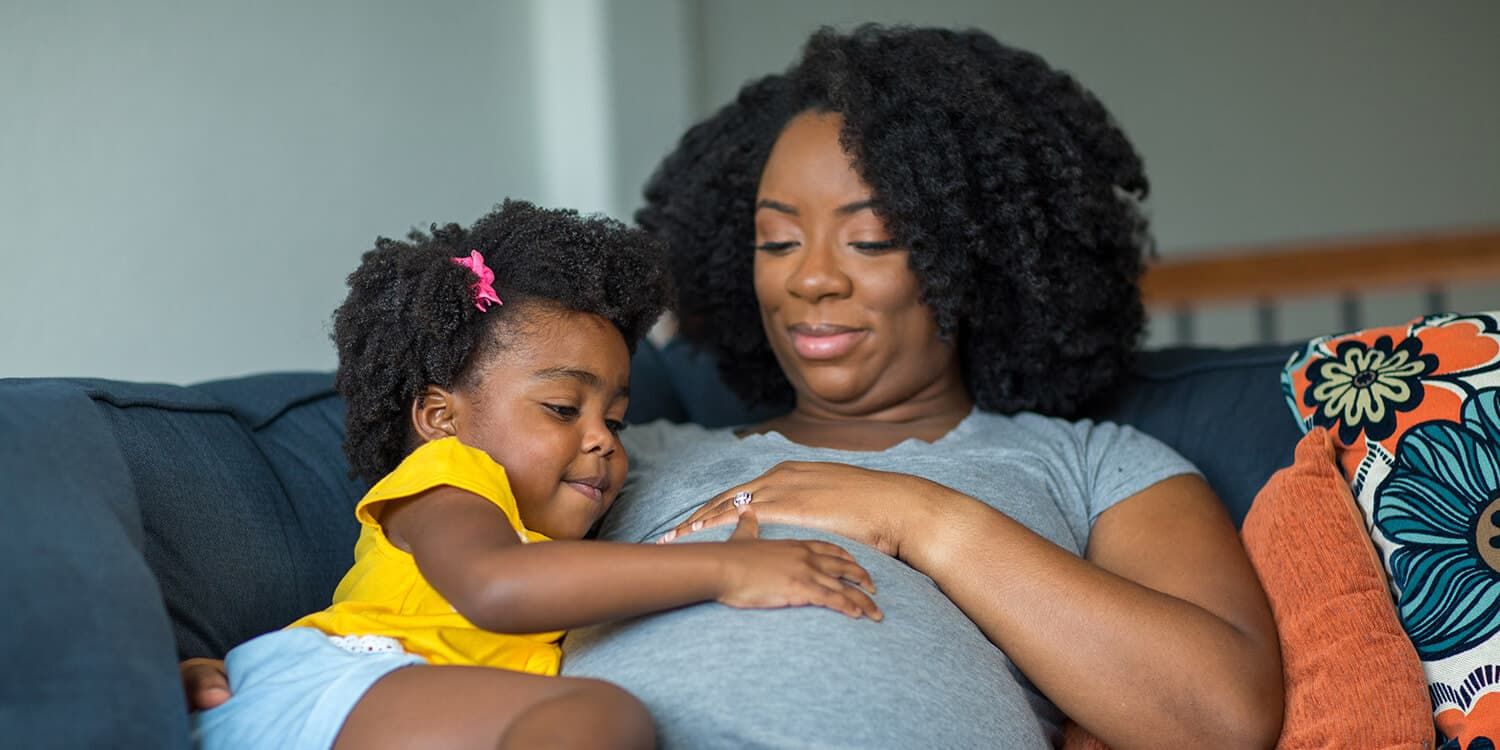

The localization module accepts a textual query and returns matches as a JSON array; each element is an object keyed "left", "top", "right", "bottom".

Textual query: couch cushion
[
  {"left": 0, "top": 379, "right": 189, "bottom": 748},
  {"left": 79, "top": 375, "right": 363, "bottom": 658},
  {"left": 1096, "top": 345, "right": 1303, "bottom": 525}
]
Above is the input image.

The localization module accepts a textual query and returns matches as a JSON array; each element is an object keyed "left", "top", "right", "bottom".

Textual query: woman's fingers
[
  {"left": 180, "top": 657, "right": 231, "bottom": 711},
  {"left": 659, "top": 505, "right": 740, "bottom": 542}
]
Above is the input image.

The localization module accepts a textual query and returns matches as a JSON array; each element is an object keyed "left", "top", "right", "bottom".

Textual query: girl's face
[
  {"left": 753, "top": 111, "right": 963, "bottom": 415},
  {"left": 420, "top": 306, "right": 632, "bottom": 540}
]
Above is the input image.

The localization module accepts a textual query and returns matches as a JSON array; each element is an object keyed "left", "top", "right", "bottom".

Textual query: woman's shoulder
[
  {"left": 958, "top": 408, "right": 1095, "bottom": 444},
  {"left": 959, "top": 409, "right": 1182, "bottom": 464}
]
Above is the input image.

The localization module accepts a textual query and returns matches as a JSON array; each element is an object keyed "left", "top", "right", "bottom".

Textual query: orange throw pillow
[{"left": 1242, "top": 427, "right": 1431, "bottom": 748}]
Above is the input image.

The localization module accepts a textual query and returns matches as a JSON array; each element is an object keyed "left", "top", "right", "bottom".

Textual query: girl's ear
[{"left": 411, "top": 385, "right": 462, "bottom": 442}]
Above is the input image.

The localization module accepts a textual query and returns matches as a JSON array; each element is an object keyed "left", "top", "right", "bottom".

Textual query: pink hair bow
[{"left": 451, "top": 250, "right": 502, "bottom": 311}]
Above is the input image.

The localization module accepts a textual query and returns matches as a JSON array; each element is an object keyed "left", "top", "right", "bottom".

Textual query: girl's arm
[{"left": 382, "top": 486, "right": 881, "bottom": 634}]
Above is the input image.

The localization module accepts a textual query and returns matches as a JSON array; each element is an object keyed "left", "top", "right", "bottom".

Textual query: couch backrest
[
  {"left": 12, "top": 341, "right": 1301, "bottom": 658},
  {"left": 72, "top": 374, "right": 361, "bottom": 657}
]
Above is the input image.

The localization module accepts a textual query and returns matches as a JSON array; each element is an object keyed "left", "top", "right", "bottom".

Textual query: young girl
[{"left": 190, "top": 200, "right": 881, "bottom": 750}]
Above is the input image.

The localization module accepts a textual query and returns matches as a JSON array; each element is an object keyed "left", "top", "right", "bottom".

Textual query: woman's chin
[{"left": 793, "top": 373, "right": 879, "bottom": 408}]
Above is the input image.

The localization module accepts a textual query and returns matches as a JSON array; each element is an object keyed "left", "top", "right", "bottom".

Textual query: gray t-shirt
[{"left": 561, "top": 409, "right": 1197, "bottom": 749}]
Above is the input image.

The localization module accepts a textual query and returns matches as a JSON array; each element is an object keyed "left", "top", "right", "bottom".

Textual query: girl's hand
[
  {"left": 711, "top": 509, "right": 882, "bottom": 620},
  {"left": 658, "top": 461, "right": 948, "bottom": 561},
  {"left": 180, "top": 657, "right": 231, "bottom": 710}
]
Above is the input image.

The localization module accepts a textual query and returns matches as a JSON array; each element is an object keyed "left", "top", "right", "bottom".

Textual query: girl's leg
[{"left": 332, "top": 665, "right": 654, "bottom": 750}]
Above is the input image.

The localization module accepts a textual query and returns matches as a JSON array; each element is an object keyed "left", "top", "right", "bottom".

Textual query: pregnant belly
[{"left": 560, "top": 524, "right": 1056, "bottom": 749}]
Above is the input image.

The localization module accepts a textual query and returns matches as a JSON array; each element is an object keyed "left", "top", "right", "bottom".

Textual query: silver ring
[{"left": 732, "top": 491, "right": 752, "bottom": 508}]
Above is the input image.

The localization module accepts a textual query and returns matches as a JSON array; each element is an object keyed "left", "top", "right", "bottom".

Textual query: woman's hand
[
  {"left": 180, "top": 657, "right": 230, "bottom": 710},
  {"left": 711, "top": 508, "right": 882, "bottom": 620},
  {"left": 658, "top": 461, "right": 950, "bottom": 561}
]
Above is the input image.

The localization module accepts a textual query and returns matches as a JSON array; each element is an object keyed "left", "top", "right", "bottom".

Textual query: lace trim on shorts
[{"left": 327, "top": 634, "right": 407, "bottom": 655}]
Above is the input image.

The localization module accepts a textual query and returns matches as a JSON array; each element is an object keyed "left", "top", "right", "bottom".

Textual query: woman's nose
[{"left": 786, "top": 240, "right": 852, "bottom": 302}]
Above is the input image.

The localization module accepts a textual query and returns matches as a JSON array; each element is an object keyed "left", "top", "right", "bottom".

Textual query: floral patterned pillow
[{"left": 1283, "top": 311, "right": 1500, "bottom": 750}]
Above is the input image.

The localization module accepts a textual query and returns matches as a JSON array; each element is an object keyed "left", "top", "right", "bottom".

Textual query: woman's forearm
[{"left": 903, "top": 485, "right": 1281, "bottom": 750}]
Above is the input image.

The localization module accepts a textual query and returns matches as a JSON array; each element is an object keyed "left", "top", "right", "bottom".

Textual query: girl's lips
[
  {"left": 564, "top": 481, "right": 604, "bottom": 502},
  {"left": 789, "top": 327, "right": 866, "bottom": 360}
]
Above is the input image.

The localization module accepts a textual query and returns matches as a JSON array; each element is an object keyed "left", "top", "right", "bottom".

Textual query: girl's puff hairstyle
[
  {"left": 333, "top": 199, "right": 672, "bottom": 482},
  {"left": 638, "top": 24, "right": 1152, "bottom": 417}
]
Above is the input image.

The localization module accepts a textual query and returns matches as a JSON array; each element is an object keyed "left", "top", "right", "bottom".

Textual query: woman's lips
[{"left": 789, "top": 325, "right": 866, "bottom": 360}]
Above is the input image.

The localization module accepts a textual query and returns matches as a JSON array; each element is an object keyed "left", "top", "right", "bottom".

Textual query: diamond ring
[{"left": 732, "top": 491, "right": 753, "bottom": 508}]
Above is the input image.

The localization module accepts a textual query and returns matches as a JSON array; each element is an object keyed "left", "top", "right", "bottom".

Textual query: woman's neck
[{"left": 747, "top": 384, "right": 975, "bottom": 451}]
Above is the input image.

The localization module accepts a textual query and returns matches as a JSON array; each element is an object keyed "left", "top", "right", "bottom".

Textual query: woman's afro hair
[
  {"left": 637, "top": 24, "right": 1152, "bottom": 417},
  {"left": 333, "top": 199, "right": 672, "bottom": 482}
]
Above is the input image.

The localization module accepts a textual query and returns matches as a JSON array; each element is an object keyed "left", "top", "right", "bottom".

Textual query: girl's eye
[
  {"left": 545, "top": 404, "right": 579, "bottom": 420},
  {"left": 754, "top": 241, "right": 797, "bottom": 253},
  {"left": 850, "top": 240, "right": 900, "bottom": 254},
  {"left": 605, "top": 419, "right": 627, "bottom": 435}
]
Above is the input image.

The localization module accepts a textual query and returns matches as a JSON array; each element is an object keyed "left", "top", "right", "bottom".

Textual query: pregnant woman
[{"left": 559, "top": 24, "right": 1282, "bottom": 749}]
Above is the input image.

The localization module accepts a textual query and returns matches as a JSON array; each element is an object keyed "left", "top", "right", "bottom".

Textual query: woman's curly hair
[
  {"left": 333, "top": 199, "right": 671, "bottom": 482},
  {"left": 638, "top": 24, "right": 1151, "bottom": 416}
]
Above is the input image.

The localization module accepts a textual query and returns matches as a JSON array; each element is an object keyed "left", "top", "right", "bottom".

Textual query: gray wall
[
  {"left": 691, "top": 0, "right": 1500, "bottom": 254},
  {"left": 1, "top": 0, "right": 541, "bottom": 381},
  {"left": 4, "top": 1, "right": 1496, "bottom": 381}
]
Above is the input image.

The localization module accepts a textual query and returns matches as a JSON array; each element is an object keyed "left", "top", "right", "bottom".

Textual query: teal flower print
[{"left": 1373, "top": 388, "right": 1500, "bottom": 661}]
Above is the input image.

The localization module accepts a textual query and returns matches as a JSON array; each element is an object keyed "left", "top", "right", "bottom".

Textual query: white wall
[{"left": 1, "top": 0, "right": 543, "bottom": 381}]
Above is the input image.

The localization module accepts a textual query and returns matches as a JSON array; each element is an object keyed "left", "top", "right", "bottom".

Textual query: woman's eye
[
  {"left": 849, "top": 240, "right": 900, "bottom": 253},
  {"left": 754, "top": 241, "right": 797, "bottom": 253},
  {"left": 545, "top": 404, "right": 580, "bottom": 420},
  {"left": 605, "top": 419, "right": 627, "bottom": 435}
]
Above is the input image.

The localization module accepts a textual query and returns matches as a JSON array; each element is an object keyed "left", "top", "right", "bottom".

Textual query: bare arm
[
  {"left": 908, "top": 474, "right": 1282, "bottom": 750},
  {"left": 670, "top": 465, "right": 1282, "bottom": 749},
  {"left": 384, "top": 486, "right": 880, "bottom": 634}
]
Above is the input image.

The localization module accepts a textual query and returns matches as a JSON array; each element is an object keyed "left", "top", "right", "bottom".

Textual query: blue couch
[{"left": 0, "top": 340, "right": 1300, "bottom": 747}]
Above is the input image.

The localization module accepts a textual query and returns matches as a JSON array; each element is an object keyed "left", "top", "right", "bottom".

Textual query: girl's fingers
[
  {"left": 804, "top": 540, "right": 857, "bottom": 563},
  {"left": 814, "top": 554, "right": 876, "bottom": 594},
  {"left": 727, "top": 507, "right": 759, "bottom": 540},
  {"left": 811, "top": 573, "right": 882, "bottom": 620},
  {"left": 806, "top": 581, "right": 862, "bottom": 619}
]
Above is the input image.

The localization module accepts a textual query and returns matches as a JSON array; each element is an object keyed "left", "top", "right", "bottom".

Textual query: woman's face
[{"left": 753, "top": 111, "right": 962, "bottom": 415}]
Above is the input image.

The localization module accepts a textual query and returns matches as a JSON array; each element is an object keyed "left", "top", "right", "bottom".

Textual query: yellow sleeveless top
[{"left": 288, "top": 437, "right": 563, "bottom": 675}]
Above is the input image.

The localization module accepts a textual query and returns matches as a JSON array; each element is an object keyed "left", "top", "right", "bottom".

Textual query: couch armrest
[{"left": 0, "top": 379, "right": 189, "bottom": 748}]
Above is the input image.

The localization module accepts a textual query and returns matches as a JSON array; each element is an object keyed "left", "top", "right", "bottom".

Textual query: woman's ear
[{"left": 411, "top": 385, "right": 462, "bottom": 442}]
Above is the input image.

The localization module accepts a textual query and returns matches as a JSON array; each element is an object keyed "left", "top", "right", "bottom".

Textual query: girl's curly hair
[
  {"left": 333, "top": 199, "right": 671, "bottom": 482},
  {"left": 638, "top": 24, "right": 1151, "bottom": 416}
]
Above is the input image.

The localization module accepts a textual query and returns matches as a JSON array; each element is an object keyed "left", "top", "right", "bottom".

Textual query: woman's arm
[
  {"left": 384, "top": 486, "right": 880, "bottom": 633},
  {"left": 666, "top": 466, "right": 1281, "bottom": 750},
  {"left": 911, "top": 474, "right": 1282, "bottom": 750}
]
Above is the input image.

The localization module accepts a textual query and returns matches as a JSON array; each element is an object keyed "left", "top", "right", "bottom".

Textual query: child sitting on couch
[{"left": 190, "top": 200, "right": 881, "bottom": 749}]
